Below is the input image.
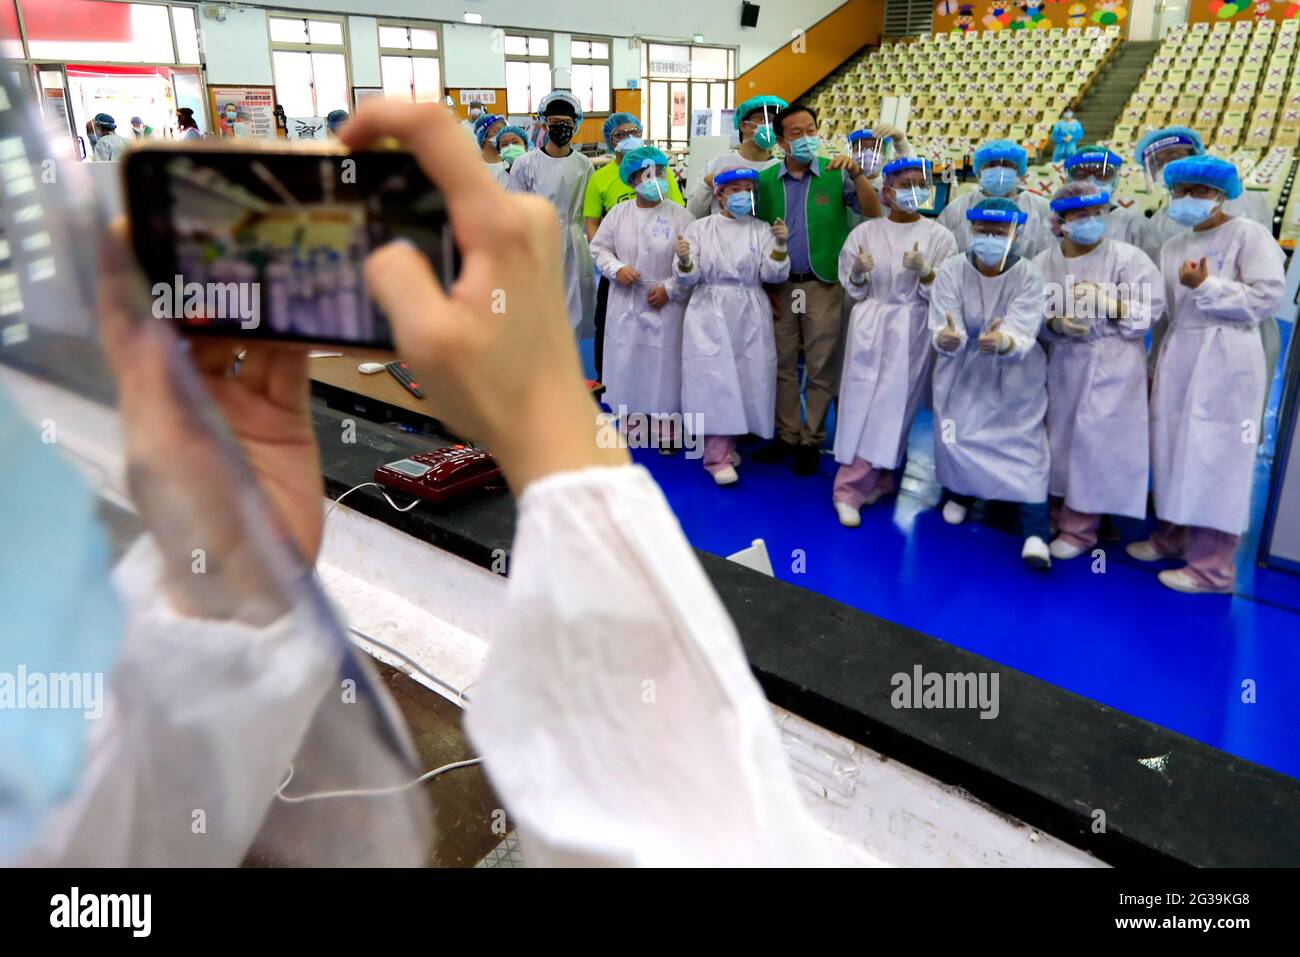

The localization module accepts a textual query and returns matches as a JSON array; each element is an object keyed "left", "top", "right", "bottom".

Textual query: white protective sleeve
[
  {"left": 465, "top": 465, "right": 831, "bottom": 867},
  {"left": 21, "top": 537, "right": 341, "bottom": 866}
]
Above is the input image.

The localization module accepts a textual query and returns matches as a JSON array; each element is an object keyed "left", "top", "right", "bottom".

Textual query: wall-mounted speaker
[{"left": 741, "top": 2, "right": 760, "bottom": 27}]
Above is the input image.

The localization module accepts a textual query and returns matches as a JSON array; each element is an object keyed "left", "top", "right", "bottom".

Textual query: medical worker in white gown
[
  {"left": 928, "top": 197, "right": 1053, "bottom": 570},
  {"left": 11, "top": 101, "right": 833, "bottom": 868},
  {"left": 506, "top": 90, "right": 596, "bottom": 338},
  {"left": 1134, "top": 126, "right": 1280, "bottom": 397},
  {"left": 1033, "top": 182, "right": 1165, "bottom": 561},
  {"left": 938, "top": 139, "right": 1054, "bottom": 260},
  {"left": 590, "top": 146, "right": 694, "bottom": 449},
  {"left": 676, "top": 167, "right": 791, "bottom": 485},
  {"left": 831, "top": 157, "right": 957, "bottom": 526},
  {"left": 1126, "top": 156, "right": 1286, "bottom": 594}
]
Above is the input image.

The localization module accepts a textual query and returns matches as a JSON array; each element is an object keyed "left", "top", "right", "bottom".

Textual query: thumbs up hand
[
  {"left": 1179, "top": 256, "right": 1209, "bottom": 289},
  {"left": 901, "top": 241, "right": 928, "bottom": 273},
  {"left": 978, "top": 318, "right": 1010, "bottom": 355},
  {"left": 675, "top": 234, "right": 691, "bottom": 262},
  {"left": 771, "top": 217, "right": 789, "bottom": 245},
  {"left": 937, "top": 312, "right": 963, "bottom": 351}
]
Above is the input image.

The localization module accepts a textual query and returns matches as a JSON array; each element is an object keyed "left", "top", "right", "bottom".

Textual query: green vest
[{"left": 756, "top": 157, "right": 850, "bottom": 283}]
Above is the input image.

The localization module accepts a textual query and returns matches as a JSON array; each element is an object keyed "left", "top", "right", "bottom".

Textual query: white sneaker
[
  {"left": 1022, "top": 535, "right": 1051, "bottom": 570},
  {"left": 1125, "top": 539, "right": 1166, "bottom": 562},
  {"left": 942, "top": 500, "right": 968, "bottom": 525},
  {"left": 834, "top": 501, "right": 862, "bottom": 527},
  {"left": 1157, "top": 568, "right": 1232, "bottom": 595},
  {"left": 1049, "top": 536, "right": 1086, "bottom": 560},
  {"left": 712, "top": 465, "right": 739, "bottom": 486}
]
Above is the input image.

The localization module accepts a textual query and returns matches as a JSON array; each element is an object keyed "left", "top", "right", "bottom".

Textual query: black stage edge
[{"left": 5, "top": 332, "right": 1299, "bottom": 867}]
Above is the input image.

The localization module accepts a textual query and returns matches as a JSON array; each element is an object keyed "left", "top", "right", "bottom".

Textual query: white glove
[{"left": 901, "top": 242, "right": 928, "bottom": 274}]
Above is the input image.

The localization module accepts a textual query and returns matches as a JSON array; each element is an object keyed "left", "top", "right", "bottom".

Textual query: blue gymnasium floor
[{"left": 582, "top": 325, "right": 1300, "bottom": 782}]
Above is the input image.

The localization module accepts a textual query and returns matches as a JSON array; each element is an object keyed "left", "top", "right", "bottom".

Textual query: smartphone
[{"left": 123, "top": 142, "right": 457, "bottom": 348}]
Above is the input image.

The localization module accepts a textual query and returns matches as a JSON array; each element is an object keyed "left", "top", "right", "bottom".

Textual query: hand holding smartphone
[{"left": 123, "top": 142, "right": 457, "bottom": 349}]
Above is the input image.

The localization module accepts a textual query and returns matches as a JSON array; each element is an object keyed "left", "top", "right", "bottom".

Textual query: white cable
[{"left": 276, "top": 757, "right": 483, "bottom": 804}]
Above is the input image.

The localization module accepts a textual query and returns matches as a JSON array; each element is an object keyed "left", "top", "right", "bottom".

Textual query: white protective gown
[
  {"left": 507, "top": 148, "right": 597, "bottom": 337},
  {"left": 676, "top": 214, "right": 790, "bottom": 437},
  {"left": 1033, "top": 239, "right": 1165, "bottom": 519},
  {"left": 938, "top": 188, "right": 1055, "bottom": 260},
  {"left": 686, "top": 152, "right": 780, "bottom": 218},
  {"left": 590, "top": 200, "right": 696, "bottom": 414},
  {"left": 1140, "top": 192, "right": 1282, "bottom": 389},
  {"left": 1103, "top": 204, "right": 1146, "bottom": 246},
  {"left": 24, "top": 469, "right": 835, "bottom": 868},
  {"left": 467, "top": 465, "right": 834, "bottom": 866},
  {"left": 1152, "top": 217, "right": 1286, "bottom": 534},
  {"left": 834, "top": 216, "right": 958, "bottom": 469},
  {"left": 928, "top": 255, "right": 1050, "bottom": 503},
  {"left": 20, "top": 538, "right": 427, "bottom": 866}
]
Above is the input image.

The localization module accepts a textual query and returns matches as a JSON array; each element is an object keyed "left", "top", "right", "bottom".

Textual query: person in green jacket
[
  {"left": 751, "top": 103, "right": 880, "bottom": 476},
  {"left": 583, "top": 112, "right": 684, "bottom": 377}
]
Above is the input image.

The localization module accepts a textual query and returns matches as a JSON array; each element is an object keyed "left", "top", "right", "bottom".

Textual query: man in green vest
[{"left": 753, "top": 103, "right": 880, "bottom": 475}]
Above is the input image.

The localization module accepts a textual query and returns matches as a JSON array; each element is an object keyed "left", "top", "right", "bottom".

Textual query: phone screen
[{"left": 125, "top": 148, "right": 456, "bottom": 348}]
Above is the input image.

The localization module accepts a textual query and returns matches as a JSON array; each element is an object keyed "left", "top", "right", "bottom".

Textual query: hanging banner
[
  {"left": 209, "top": 86, "right": 276, "bottom": 138},
  {"left": 458, "top": 89, "right": 497, "bottom": 105}
]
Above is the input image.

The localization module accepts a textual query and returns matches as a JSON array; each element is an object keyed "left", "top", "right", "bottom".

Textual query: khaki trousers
[{"left": 772, "top": 278, "right": 845, "bottom": 447}]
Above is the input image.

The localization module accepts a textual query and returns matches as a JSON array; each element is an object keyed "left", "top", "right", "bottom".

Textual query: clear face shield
[
  {"left": 1143, "top": 141, "right": 1197, "bottom": 196},
  {"left": 740, "top": 105, "right": 777, "bottom": 151},
  {"left": 632, "top": 162, "right": 667, "bottom": 202},
  {"left": 970, "top": 220, "right": 1019, "bottom": 272},
  {"left": 884, "top": 163, "right": 934, "bottom": 214},
  {"left": 0, "top": 64, "right": 432, "bottom": 865},
  {"left": 1068, "top": 156, "right": 1120, "bottom": 194},
  {"left": 851, "top": 136, "right": 892, "bottom": 179}
]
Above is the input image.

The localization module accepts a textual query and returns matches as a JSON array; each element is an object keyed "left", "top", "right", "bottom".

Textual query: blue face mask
[
  {"left": 1062, "top": 215, "right": 1106, "bottom": 246},
  {"left": 788, "top": 135, "right": 820, "bottom": 163},
  {"left": 980, "top": 166, "right": 1019, "bottom": 197},
  {"left": 1168, "top": 195, "right": 1218, "bottom": 227},
  {"left": 971, "top": 234, "right": 1012, "bottom": 267},
  {"left": 725, "top": 191, "right": 755, "bottom": 218},
  {"left": 635, "top": 177, "right": 667, "bottom": 202},
  {"left": 0, "top": 389, "right": 123, "bottom": 859},
  {"left": 752, "top": 123, "right": 776, "bottom": 151},
  {"left": 615, "top": 135, "right": 643, "bottom": 154}
]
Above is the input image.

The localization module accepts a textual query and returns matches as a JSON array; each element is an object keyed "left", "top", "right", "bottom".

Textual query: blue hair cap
[
  {"left": 494, "top": 124, "right": 530, "bottom": 151},
  {"left": 603, "top": 111, "right": 641, "bottom": 149},
  {"left": 883, "top": 156, "right": 929, "bottom": 178},
  {"left": 973, "top": 139, "right": 1028, "bottom": 176},
  {"left": 968, "top": 196, "right": 1028, "bottom": 224},
  {"left": 1134, "top": 125, "right": 1203, "bottom": 166},
  {"left": 714, "top": 167, "right": 760, "bottom": 188},
  {"left": 619, "top": 145, "right": 669, "bottom": 186},
  {"left": 474, "top": 113, "right": 504, "bottom": 147},
  {"left": 1162, "top": 155, "right": 1242, "bottom": 200},
  {"left": 1050, "top": 192, "right": 1111, "bottom": 214},
  {"left": 734, "top": 95, "right": 787, "bottom": 129}
]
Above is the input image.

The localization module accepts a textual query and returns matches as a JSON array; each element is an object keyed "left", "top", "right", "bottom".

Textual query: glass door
[{"left": 33, "top": 66, "right": 78, "bottom": 158}]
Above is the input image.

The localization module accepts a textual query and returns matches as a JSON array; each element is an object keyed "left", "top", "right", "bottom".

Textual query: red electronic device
[{"left": 373, "top": 446, "right": 504, "bottom": 505}]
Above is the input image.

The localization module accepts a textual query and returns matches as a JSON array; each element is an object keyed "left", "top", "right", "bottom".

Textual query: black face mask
[{"left": 547, "top": 123, "right": 574, "bottom": 147}]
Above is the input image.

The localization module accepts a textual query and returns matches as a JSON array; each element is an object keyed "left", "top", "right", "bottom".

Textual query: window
[
  {"left": 570, "top": 37, "right": 610, "bottom": 114},
  {"left": 642, "top": 44, "right": 735, "bottom": 150},
  {"left": 379, "top": 22, "right": 441, "bottom": 104},
  {"left": 21, "top": 0, "right": 174, "bottom": 62},
  {"left": 504, "top": 33, "right": 551, "bottom": 114},
  {"left": 269, "top": 14, "right": 349, "bottom": 119}
]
